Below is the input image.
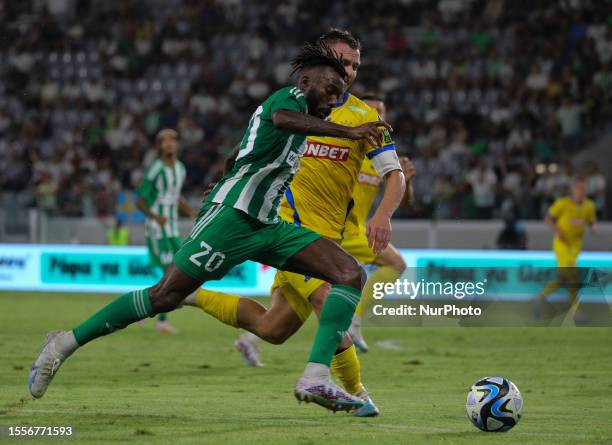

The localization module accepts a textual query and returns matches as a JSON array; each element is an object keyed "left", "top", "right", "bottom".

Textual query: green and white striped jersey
[
  {"left": 138, "top": 159, "right": 186, "bottom": 239},
  {"left": 208, "top": 86, "right": 308, "bottom": 224}
]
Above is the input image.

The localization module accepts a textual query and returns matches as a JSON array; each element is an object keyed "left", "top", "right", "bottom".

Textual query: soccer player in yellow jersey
[
  {"left": 535, "top": 177, "right": 596, "bottom": 319},
  {"left": 184, "top": 30, "right": 405, "bottom": 416},
  {"left": 342, "top": 94, "right": 416, "bottom": 352}
]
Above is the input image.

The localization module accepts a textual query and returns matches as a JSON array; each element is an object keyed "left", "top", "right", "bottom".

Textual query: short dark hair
[
  {"left": 318, "top": 28, "right": 361, "bottom": 50},
  {"left": 360, "top": 92, "right": 385, "bottom": 103},
  {"left": 156, "top": 128, "right": 178, "bottom": 142},
  {"left": 290, "top": 42, "right": 348, "bottom": 82}
]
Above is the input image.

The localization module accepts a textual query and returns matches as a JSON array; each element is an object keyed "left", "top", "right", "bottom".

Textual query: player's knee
[
  {"left": 379, "top": 247, "right": 406, "bottom": 274},
  {"left": 391, "top": 255, "right": 407, "bottom": 274},
  {"left": 333, "top": 262, "right": 366, "bottom": 291},
  {"left": 257, "top": 326, "right": 289, "bottom": 345}
]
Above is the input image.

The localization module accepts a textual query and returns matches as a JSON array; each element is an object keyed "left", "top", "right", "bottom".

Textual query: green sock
[
  {"left": 158, "top": 313, "right": 167, "bottom": 322},
  {"left": 72, "top": 288, "right": 153, "bottom": 346},
  {"left": 308, "top": 285, "right": 360, "bottom": 365}
]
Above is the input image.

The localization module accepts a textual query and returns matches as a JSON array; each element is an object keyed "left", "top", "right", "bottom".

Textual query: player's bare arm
[
  {"left": 367, "top": 169, "right": 405, "bottom": 254},
  {"left": 544, "top": 213, "right": 566, "bottom": 242},
  {"left": 136, "top": 196, "right": 167, "bottom": 226},
  {"left": 273, "top": 109, "right": 391, "bottom": 147},
  {"left": 400, "top": 156, "right": 416, "bottom": 205},
  {"left": 178, "top": 196, "right": 197, "bottom": 219}
]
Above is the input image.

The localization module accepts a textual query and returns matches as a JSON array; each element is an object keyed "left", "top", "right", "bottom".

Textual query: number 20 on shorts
[{"left": 189, "top": 241, "right": 225, "bottom": 272}]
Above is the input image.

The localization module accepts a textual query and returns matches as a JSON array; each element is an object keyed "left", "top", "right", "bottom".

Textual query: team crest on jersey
[
  {"left": 382, "top": 129, "right": 393, "bottom": 145},
  {"left": 286, "top": 151, "right": 301, "bottom": 172},
  {"left": 304, "top": 140, "right": 350, "bottom": 161}
]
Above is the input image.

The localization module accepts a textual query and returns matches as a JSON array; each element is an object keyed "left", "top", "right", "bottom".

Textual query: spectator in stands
[
  {"left": 0, "top": 1, "right": 609, "bottom": 221},
  {"left": 466, "top": 160, "right": 498, "bottom": 219},
  {"left": 584, "top": 160, "right": 607, "bottom": 219},
  {"left": 35, "top": 171, "right": 58, "bottom": 215},
  {"left": 557, "top": 96, "right": 585, "bottom": 149}
]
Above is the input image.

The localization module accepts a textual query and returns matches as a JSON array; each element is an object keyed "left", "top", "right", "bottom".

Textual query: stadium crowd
[{"left": 0, "top": 0, "right": 610, "bottom": 220}]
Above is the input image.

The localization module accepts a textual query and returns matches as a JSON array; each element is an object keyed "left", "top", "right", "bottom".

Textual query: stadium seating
[{"left": 0, "top": 0, "right": 610, "bottom": 219}]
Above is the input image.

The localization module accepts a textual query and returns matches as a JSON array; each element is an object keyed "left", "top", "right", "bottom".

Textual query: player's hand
[
  {"left": 400, "top": 157, "right": 416, "bottom": 182},
  {"left": 203, "top": 182, "right": 217, "bottom": 199},
  {"left": 154, "top": 215, "right": 168, "bottom": 226},
  {"left": 556, "top": 228, "right": 567, "bottom": 243},
  {"left": 367, "top": 212, "right": 392, "bottom": 254},
  {"left": 348, "top": 120, "right": 393, "bottom": 147}
]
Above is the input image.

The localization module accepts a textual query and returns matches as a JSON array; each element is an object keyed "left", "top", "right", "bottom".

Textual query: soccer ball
[{"left": 466, "top": 376, "right": 523, "bottom": 432}]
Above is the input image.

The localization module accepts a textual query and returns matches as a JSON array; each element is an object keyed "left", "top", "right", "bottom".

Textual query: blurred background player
[
  {"left": 186, "top": 30, "right": 405, "bottom": 416},
  {"left": 534, "top": 177, "right": 596, "bottom": 320},
  {"left": 136, "top": 129, "right": 197, "bottom": 333},
  {"left": 342, "top": 93, "right": 416, "bottom": 352}
]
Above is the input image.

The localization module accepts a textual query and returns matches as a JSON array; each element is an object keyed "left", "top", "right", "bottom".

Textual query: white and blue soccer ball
[{"left": 466, "top": 376, "right": 523, "bottom": 432}]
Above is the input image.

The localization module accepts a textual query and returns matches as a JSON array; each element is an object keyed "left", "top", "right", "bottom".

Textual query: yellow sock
[
  {"left": 331, "top": 345, "right": 363, "bottom": 394},
  {"left": 194, "top": 289, "right": 240, "bottom": 328},
  {"left": 355, "top": 266, "right": 401, "bottom": 317}
]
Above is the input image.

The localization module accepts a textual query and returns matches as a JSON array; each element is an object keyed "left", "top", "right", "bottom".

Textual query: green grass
[{"left": 1, "top": 292, "right": 612, "bottom": 444}]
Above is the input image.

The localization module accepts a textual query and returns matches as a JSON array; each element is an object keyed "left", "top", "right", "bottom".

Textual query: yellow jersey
[
  {"left": 343, "top": 158, "right": 382, "bottom": 239},
  {"left": 549, "top": 196, "right": 596, "bottom": 243},
  {"left": 278, "top": 92, "right": 395, "bottom": 241}
]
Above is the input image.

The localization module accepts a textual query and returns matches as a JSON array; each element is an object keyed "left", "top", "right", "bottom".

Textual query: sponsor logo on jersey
[
  {"left": 358, "top": 172, "right": 382, "bottom": 187},
  {"left": 304, "top": 140, "right": 350, "bottom": 161}
]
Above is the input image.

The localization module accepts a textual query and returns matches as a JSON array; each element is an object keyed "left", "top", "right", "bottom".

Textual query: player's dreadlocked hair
[
  {"left": 318, "top": 28, "right": 361, "bottom": 50},
  {"left": 290, "top": 42, "right": 348, "bottom": 82}
]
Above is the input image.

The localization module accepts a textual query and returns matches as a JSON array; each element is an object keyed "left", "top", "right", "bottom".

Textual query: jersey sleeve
[
  {"left": 269, "top": 88, "right": 307, "bottom": 115},
  {"left": 548, "top": 198, "right": 565, "bottom": 219},
  {"left": 586, "top": 201, "right": 596, "bottom": 224},
  {"left": 137, "top": 164, "right": 158, "bottom": 206},
  {"left": 363, "top": 108, "right": 401, "bottom": 177}
]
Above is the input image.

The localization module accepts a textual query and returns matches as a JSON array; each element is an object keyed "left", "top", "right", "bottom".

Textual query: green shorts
[
  {"left": 146, "top": 234, "right": 181, "bottom": 271},
  {"left": 174, "top": 203, "right": 320, "bottom": 283}
]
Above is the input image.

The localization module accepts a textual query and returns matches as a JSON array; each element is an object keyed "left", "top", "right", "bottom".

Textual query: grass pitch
[{"left": 1, "top": 292, "right": 611, "bottom": 444}]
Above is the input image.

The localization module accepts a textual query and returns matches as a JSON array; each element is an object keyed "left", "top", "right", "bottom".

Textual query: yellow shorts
[
  {"left": 272, "top": 270, "right": 327, "bottom": 323},
  {"left": 553, "top": 237, "right": 582, "bottom": 267},
  {"left": 341, "top": 233, "right": 378, "bottom": 266}
]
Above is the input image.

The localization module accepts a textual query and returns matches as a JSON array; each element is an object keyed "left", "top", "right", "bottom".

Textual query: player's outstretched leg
[
  {"left": 28, "top": 265, "right": 200, "bottom": 398},
  {"left": 282, "top": 238, "right": 367, "bottom": 413},
  {"left": 184, "top": 286, "right": 304, "bottom": 365}
]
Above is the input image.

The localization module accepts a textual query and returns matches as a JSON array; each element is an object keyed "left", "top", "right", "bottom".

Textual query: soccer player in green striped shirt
[
  {"left": 136, "top": 129, "right": 197, "bottom": 333},
  {"left": 29, "top": 43, "right": 397, "bottom": 413}
]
